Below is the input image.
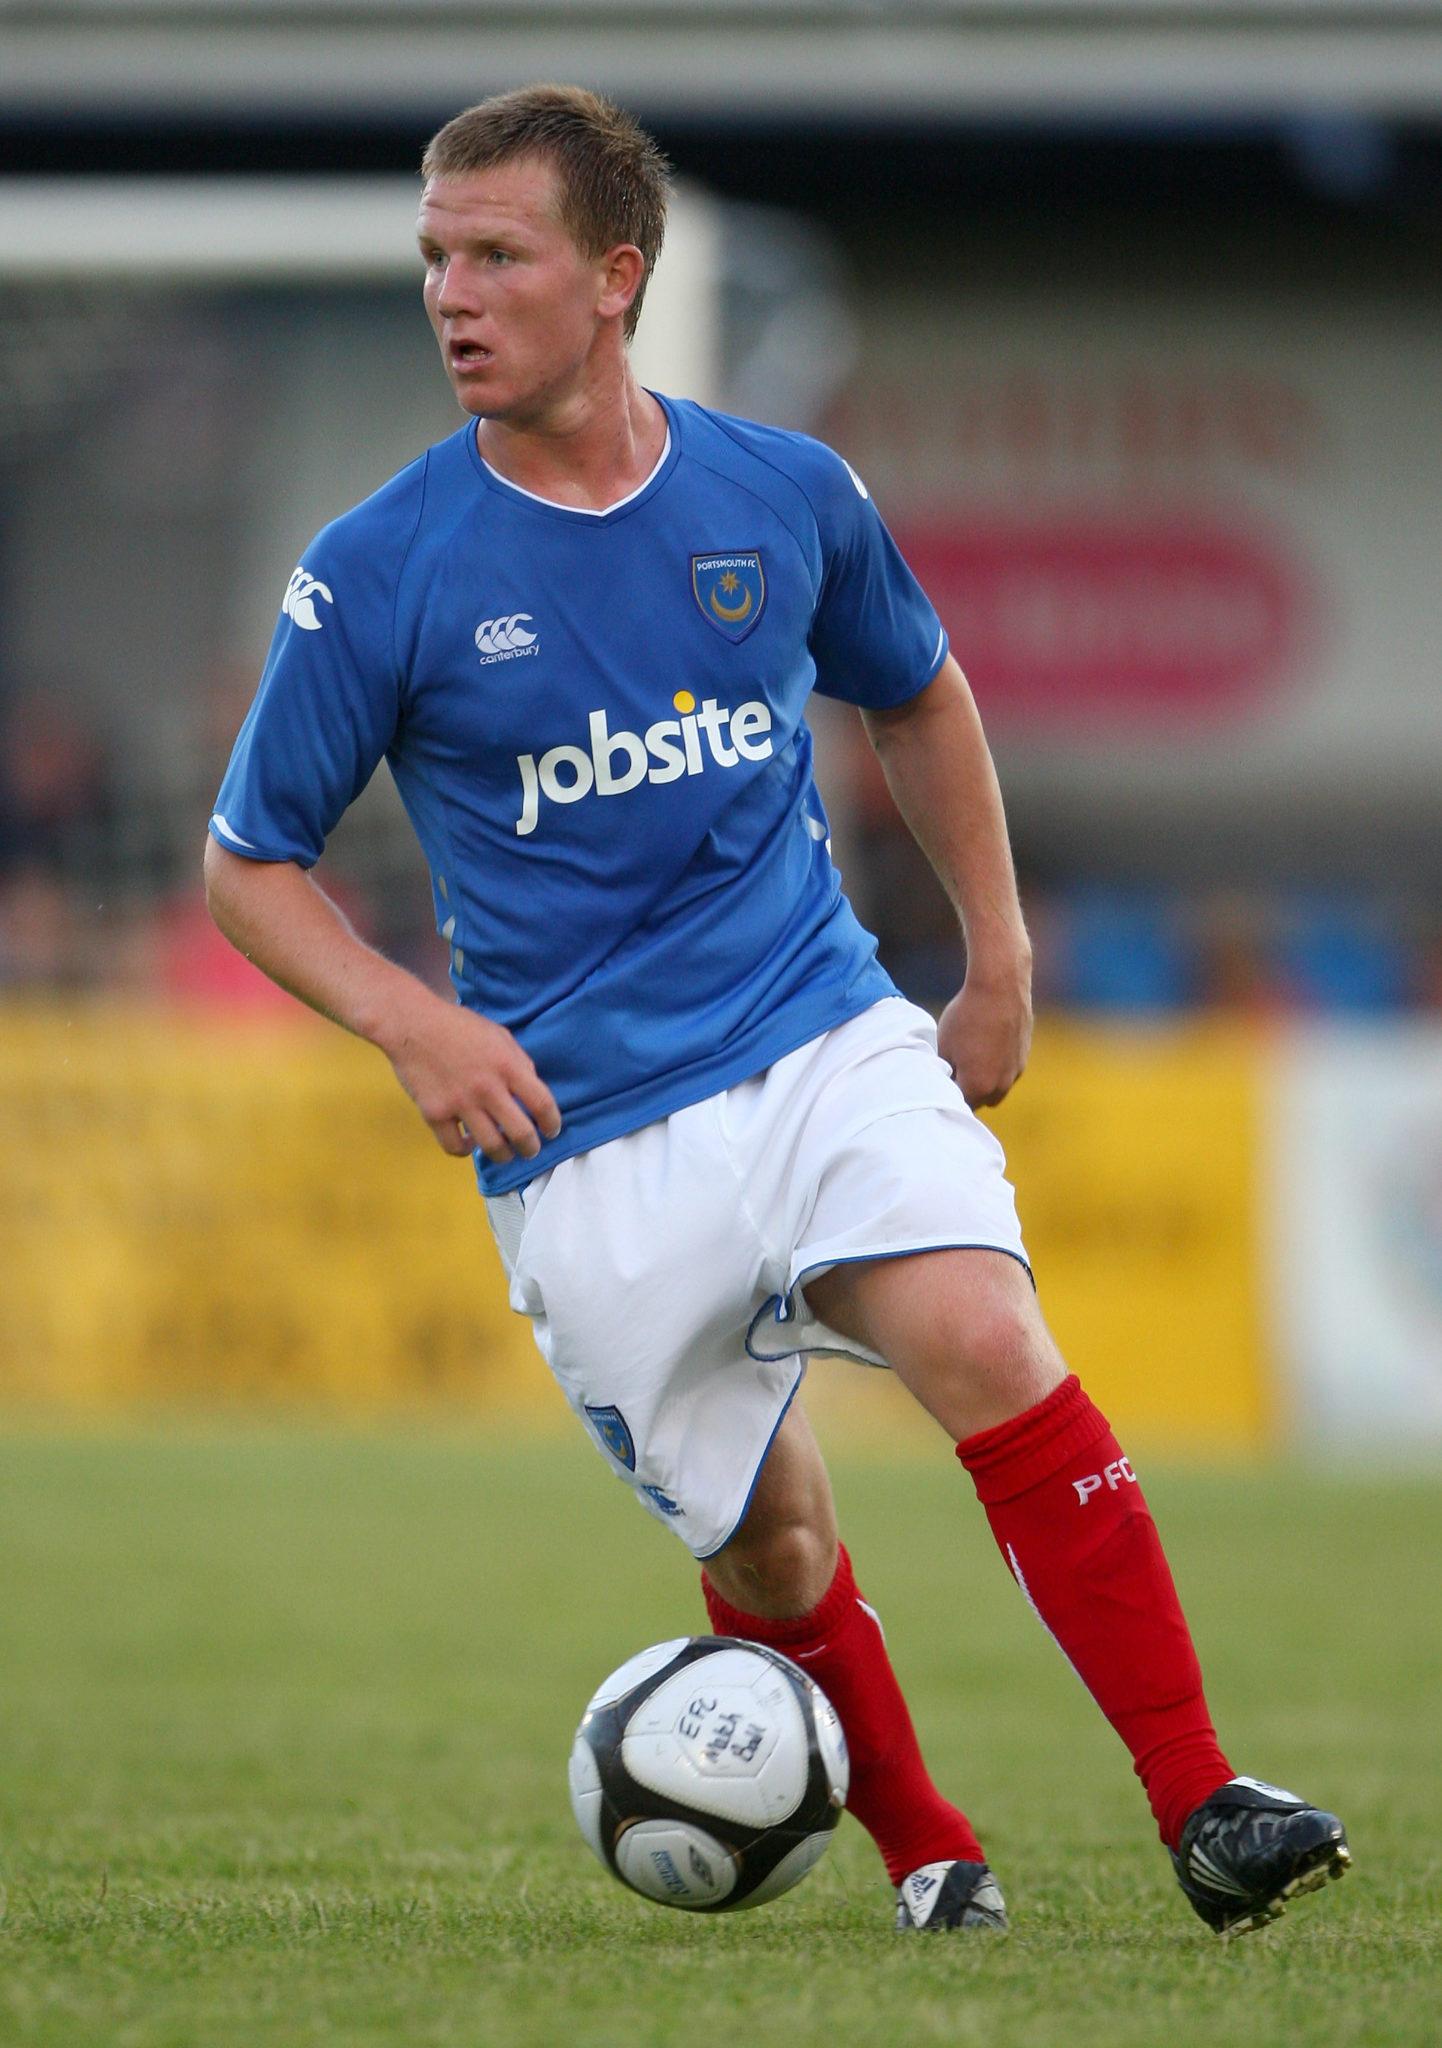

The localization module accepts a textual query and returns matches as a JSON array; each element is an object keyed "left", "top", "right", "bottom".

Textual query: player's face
[{"left": 418, "top": 159, "right": 636, "bottom": 424}]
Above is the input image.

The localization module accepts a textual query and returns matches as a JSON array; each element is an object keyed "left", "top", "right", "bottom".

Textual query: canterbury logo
[
  {"left": 515, "top": 693, "right": 774, "bottom": 837},
  {"left": 475, "top": 613, "right": 538, "bottom": 660},
  {"left": 283, "top": 567, "right": 333, "bottom": 632},
  {"left": 1074, "top": 1458, "right": 1138, "bottom": 1504}
]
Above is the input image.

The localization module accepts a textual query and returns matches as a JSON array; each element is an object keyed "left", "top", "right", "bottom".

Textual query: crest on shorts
[
  {"left": 692, "top": 551, "right": 766, "bottom": 641},
  {"left": 585, "top": 1403, "right": 636, "bottom": 1471}
]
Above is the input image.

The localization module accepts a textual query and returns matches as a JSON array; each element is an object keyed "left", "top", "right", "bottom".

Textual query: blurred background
[{"left": 3, "top": 0, "right": 1442, "bottom": 1456}]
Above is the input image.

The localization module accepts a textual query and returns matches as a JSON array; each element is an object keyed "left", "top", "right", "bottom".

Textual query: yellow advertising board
[
  {"left": 0, "top": 1006, "right": 554, "bottom": 1418},
  {"left": 982, "top": 1019, "right": 1269, "bottom": 1452},
  {"left": 0, "top": 1006, "right": 1270, "bottom": 1449}
]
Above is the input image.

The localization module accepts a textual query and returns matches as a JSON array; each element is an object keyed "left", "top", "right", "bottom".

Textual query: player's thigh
[
  {"left": 489, "top": 1108, "right": 805, "bottom": 1561},
  {"left": 805, "top": 1246, "right": 1066, "bottom": 1440},
  {"left": 705, "top": 1401, "right": 839, "bottom": 1620}
]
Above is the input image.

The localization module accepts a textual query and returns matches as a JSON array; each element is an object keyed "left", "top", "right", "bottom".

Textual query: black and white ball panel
[
  {"left": 622, "top": 1645, "right": 810, "bottom": 1827},
  {"left": 569, "top": 1636, "right": 849, "bottom": 1912},
  {"left": 613, "top": 1816, "right": 739, "bottom": 1907}
]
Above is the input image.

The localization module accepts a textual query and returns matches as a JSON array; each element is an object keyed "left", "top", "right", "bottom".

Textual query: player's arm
[
  {"left": 202, "top": 840, "right": 561, "bottom": 1164},
  {"left": 861, "top": 654, "right": 1032, "bottom": 1108}
]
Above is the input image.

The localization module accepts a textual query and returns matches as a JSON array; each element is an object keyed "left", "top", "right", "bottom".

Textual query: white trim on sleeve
[{"left": 210, "top": 812, "right": 258, "bottom": 852}]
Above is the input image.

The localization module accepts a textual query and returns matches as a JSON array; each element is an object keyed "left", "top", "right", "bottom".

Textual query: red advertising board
[{"left": 893, "top": 517, "right": 1310, "bottom": 730}]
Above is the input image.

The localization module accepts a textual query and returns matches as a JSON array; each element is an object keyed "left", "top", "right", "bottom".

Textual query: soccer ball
[{"left": 569, "top": 1635, "right": 849, "bottom": 1911}]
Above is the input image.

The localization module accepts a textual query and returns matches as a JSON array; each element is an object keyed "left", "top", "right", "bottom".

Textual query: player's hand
[
  {"left": 381, "top": 995, "right": 562, "bottom": 1164},
  {"left": 937, "top": 960, "right": 1033, "bottom": 1110}
]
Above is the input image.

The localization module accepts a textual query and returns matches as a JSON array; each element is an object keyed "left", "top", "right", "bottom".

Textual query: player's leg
[
  {"left": 701, "top": 1401, "right": 1007, "bottom": 1929},
  {"left": 699, "top": 1398, "right": 837, "bottom": 1618},
  {"left": 805, "top": 1246, "right": 1349, "bottom": 1933},
  {"left": 808, "top": 1247, "right": 1229, "bottom": 1845}
]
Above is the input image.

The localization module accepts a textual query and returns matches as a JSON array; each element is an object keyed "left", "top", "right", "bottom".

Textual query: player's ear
[{"left": 597, "top": 244, "right": 645, "bottom": 325}]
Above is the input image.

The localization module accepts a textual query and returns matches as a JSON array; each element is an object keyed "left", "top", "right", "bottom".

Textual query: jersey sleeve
[
  {"left": 209, "top": 491, "right": 414, "bottom": 868},
  {"left": 806, "top": 450, "right": 948, "bottom": 709}
]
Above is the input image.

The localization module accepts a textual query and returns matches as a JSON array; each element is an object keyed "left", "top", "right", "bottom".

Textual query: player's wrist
[
  {"left": 353, "top": 963, "right": 448, "bottom": 1061},
  {"left": 961, "top": 926, "right": 1033, "bottom": 994}
]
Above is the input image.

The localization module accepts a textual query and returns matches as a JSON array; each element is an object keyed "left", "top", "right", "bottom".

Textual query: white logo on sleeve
[
  {"left": 283, "top": 567, "right": 333, "bottom": 632},
  {"left": 476, "top": 614, "right": 538, "bottom": 662}
]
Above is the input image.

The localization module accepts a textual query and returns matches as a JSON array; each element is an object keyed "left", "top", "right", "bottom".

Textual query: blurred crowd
[
  {"left": 0, "top": 671, "right": 443, "bottom": 1011},
  {"left": 2, "top": 678, "right": 1439, "bottom": 1020},
  {"left": 827, "top": 708, "right": 1442, "bottom": 1017}
]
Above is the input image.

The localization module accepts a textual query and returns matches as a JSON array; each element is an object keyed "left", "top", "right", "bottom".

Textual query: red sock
[
  {"left": 701, "top": 1544, "right": 985, "bottom": 1886},
  {"left": 956, "top": 1374, "right": 1232, "bottom": 1849}
]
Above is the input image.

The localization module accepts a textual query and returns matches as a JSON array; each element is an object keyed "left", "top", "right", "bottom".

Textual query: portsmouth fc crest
[
  {"left": 584, "top": 1403, "right": 636, "bottom": 1471},
  {"left": 692, "top": 551, "right": 766, "bottom": 641}
]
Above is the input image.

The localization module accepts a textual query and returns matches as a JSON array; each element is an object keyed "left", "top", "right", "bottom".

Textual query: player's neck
[{"left": 475, "top": 372, "right": 668, "bottom": 513}]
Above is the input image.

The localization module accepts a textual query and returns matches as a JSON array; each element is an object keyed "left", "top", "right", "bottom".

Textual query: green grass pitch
[{"left": 0, "top": 1425, "right": 1437, "bottom": 2046}]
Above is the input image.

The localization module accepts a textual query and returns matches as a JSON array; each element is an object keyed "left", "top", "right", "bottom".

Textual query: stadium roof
[
  {"left": 4, "top": 0, "right": 1442, "bottom": 124},
  {"left": 0, "top": 177, "right": 426, "bottom": 274}
]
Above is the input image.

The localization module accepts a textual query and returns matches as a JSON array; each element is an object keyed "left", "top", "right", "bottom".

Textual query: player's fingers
[
  {"left": 961, "top": 1061, "right": 1022, "bottom": 1109},
  {"left": 430, "top": 1115, "right": 474, "bottom": 1156},
  {"left": 433, "top": 1111, "right": 513, "bottom": 1164},
  {"left": 484, "top": 1089, "right": 545, "bottom": 1160},
  {"left": 510, "top": 1065, "right": 562, "bottom": 1140},
  {"left": 966, "top": 1079, "right": 1012, "bottom": 1110},
  {"left": 463, "top": 1107, "right": 517, "bottom": 1164},
  {"left": 430, "top": 1114, "right": 487, "bottom": 1163}
]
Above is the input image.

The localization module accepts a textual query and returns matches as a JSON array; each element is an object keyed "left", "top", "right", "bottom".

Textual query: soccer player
[{"left": 205, "top": 85, "right": 1349, "bottom": 1938}]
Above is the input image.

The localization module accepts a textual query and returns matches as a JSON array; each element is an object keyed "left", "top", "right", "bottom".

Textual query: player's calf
[
  {"left": 702, "top": 1545, "right": 994, "bottom": 1905},
  {"left": 956, "top": 1372, "right": 1236, "bottom": 1850}
]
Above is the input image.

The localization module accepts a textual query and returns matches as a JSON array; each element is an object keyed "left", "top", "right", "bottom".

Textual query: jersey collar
[{"left": 466, "top": 392, "right": 681, "bottom": 523}]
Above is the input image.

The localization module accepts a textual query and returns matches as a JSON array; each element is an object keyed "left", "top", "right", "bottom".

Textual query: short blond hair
[{"left": 422, "top": 84, "right": 671, "bottom": 339}]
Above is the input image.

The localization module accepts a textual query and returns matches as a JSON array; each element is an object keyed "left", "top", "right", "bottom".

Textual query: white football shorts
[{"left": 485, "top": 996, "right": 1027, "bottom": 1560}]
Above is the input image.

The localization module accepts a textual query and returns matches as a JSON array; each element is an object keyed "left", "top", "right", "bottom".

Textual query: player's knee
[
  {"left": 711, "top": 1515, "right": 836, "bottom": 1621},
  {"left": 934, "top": 1278, "right": 1062, "bottom": 1414},
  {"left": 960, "top": 1294, "right": 1037, "bottom": 1377}
]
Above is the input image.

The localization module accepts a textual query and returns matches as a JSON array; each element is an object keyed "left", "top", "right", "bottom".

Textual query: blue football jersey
[{"left": 211, "top": 395, "right": 948, "bottom": 1193}]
